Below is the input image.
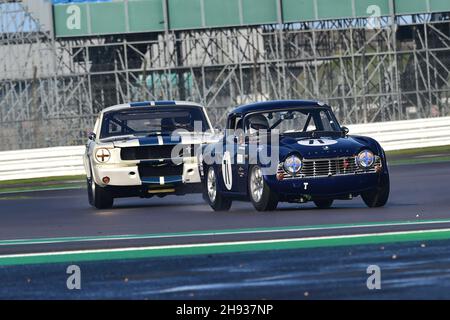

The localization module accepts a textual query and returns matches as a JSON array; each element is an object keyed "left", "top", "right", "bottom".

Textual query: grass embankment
[
  {"left": 0, "top": 175, "right": 86, "bottom": 194},
  {"left": 386, "top": 145, "right": 450, "bottom": 165}
]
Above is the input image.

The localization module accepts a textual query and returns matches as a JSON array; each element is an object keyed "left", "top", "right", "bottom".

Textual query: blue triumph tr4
[{"left": 201, "top": 100, "right": 390, "bottom": 212}]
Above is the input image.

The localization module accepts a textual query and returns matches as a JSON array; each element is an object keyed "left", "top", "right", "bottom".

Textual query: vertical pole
[
  {"left": 31, "top": 65, "right": 39, "bottom": 148},
  {"left": 175, "top": 32, "right": 186, "bottom": 101},
  {"left": 162, "top": 0, "right": 172, "bottom": 100},
  {"left": 276, "top": 0, "right": 287, "bottom": 99},
  {"left": 389, "top": 0, "right": 401, "bottom": 120},
  {"left": 424, "top": 22, "right": 433, "bottom": 117},
  {"left": 124, "top": 40, "right": 130, "bottom": 101},
  {"left": 141, "top": 58, "right": 148, "bottom": 101}
]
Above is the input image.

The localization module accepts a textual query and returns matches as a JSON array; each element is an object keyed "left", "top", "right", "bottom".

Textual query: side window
[
  {"left": 306, "top": 115, "right": 317, "bottom": 131},
  {"left": 319, "top": 111, "right": 334, "bottom": 131},
  {"left": 109, "top": 122, "right": 122, "bottom": 135},
  {"left": 235, "top": 117, "right": 243, "bottom": 131},
  {"left": 227, "top": 115, "right": 243, "bottom": 131},
  {"left": 93, "top": 118, "right": 100, "bottom": 134}
]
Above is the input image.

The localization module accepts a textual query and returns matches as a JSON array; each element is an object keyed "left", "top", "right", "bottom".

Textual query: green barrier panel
[
  {"left": 283, "top": 0, "right": 315, "bottom": 23},
  {"left": 242, "top": 0, "right": 278, "bottom": 25},
  {"left": 395, "top": 0, "right": 428, "bottom": 15},
  {"left": 54, "top": 3, "right": 89, "bottom": 37},
  {"left": 128, "top": 0, "right": 165, "bottom": 33},
  {"left": 204, "top": 0, "right": 240, "bottom": 28},
  {"left": 169, "top": 0, "right": 203, "bottom": 29},
  {"left": 429, "top": 0, "right": 450, "bottom": 13},
  {"left": 89, "top": 2, "right": 126, "bottom": 34},
  {"left": 317, "top": 0, "right": 353, "bottom": 20},
  {"left": 354, "top": 0, "right": 390, "bottom": 18},
  {"left": 53, "top": 0, "right": 450, "bottom": 38}
]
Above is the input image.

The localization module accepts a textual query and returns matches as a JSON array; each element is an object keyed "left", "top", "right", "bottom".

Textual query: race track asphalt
[{"left": 0, "top": 161, "right": 449, "bottom": 299}]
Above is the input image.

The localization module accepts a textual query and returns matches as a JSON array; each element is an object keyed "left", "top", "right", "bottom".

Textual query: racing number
[{"left": 222, "top": 151, "right": 233, "bottom": 190}]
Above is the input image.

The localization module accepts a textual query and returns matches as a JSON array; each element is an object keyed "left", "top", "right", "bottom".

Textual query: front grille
[
  {"left": 121, "top": 145, "right": 194, "bottom": 160},
  {"left": 278, "top": 156, "right": 382, "bottom": 179},
  {"left": 138, "top": 164, "right": 183, "bottom": 177}
]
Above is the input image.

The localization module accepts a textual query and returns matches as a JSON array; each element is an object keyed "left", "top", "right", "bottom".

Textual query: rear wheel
[
  {"left": 87, "top": 174, "right": 114, "bottom": 209},
  {"left": 362, "top": 174, "right": 390, "bottom": 208},
  {"left": 249, "top": 165, "right": 278, "bottom": 211},
  {"left": 205, "top": 166, "right": 232, "bottom": 211},
  {"left": 313, "top": 199, "right": 334, "bottom": 209}
]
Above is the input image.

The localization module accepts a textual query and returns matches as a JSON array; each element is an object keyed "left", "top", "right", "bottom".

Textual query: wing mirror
[
  {"left": 341, "top": 126, "right": 349, "bottom": 136},
  {"left": 88, "top": 132, "right": 96, "bottom": 141}
]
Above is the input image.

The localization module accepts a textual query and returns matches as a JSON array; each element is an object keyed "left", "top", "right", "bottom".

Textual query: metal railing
[
  {"left": 348, "top": 117, "right": 450, "bottom": 151},
  {"left": 0, "top": 146, "right": 85, "bottom": 181}
]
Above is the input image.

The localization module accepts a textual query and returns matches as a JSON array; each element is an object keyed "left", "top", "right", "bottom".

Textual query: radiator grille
[
  {"left": 278, "top": 156, "right": 381, "bottom": 179},
  {"left": 138, "top": 164, "right": 183, "bottom": 177},
  {"left": 121, "top": 145, "right": 193, "bottom": 160}
]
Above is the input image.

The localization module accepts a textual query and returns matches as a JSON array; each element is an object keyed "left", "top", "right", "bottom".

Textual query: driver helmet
[{"left": 247, "top": 114, "right": 269, "bottom": 135}]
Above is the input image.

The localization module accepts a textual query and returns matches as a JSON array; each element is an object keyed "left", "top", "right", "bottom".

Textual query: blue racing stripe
[
  {"left": 141, "top": 177, "right": 161, "bottom": 184},
  {"left": 130, "top": 101, "right": 176, "bottom": 107},
  {"left": 164, "top": 176, "right": 183, "bottom": 184},
  {"left": 130, "top": 101, "right": 152, "bottom": 107},
  {"left": 162, "top": 135, "right": 182, "bottom": 144},
  {"left": 155, "top": 101, "right": 176, "bottom": 106},
  {"left": 138, "top": 136, "right": 159, "bottom": 146},
  {"left": 141, "top": 176, "right": 183, "bottom": 185},
  {"left": 138, "top": 135, "right": 181, "bottom": 146}
]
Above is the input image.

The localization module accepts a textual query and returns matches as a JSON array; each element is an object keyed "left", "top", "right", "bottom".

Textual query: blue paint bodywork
[{"left": 204, "top": 100, "right": 389, "bottom": 202}]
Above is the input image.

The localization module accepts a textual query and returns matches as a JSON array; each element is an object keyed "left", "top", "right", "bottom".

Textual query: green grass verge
[
  {"left": 386, "top": 145, "right": 450, "bottom": 166},
  {"left": 0, "top": 175, "right": 85, "bottom": 187},
  {"left": 386, "top": 145, "right": 450, "bottom": 157},
  {"left": 0, "top": 184, "right": 85, "bottom": 195},
  {"left": 0, "top": 175, "right": 86, "bottom": 194},
  {"left": 388, "top": 156, "right": 450, "bottom": 166}
]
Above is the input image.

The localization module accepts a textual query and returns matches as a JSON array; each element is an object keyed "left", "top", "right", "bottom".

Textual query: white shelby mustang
[{"left": 84, "top": 101, "right": 219, "bottom": 209}]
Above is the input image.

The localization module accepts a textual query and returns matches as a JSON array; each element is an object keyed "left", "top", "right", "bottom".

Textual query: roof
[
  {"left": 230, "top": 100, "right": 330, "bottom": 115},
  {"left": 100, "top": 101, "right": 205, "bottom": 114}
]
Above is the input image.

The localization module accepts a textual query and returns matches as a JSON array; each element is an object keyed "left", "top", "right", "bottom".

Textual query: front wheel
[
  {"left": 87, "top": 176, "right": 114, "bottom": 209},
  {"left": 248, "top": 165, "right": 278, "bottom": 211},
  {"left": 361, "top": 174, "right": 390, "bottom": 208},
  {"left": 205, "top": 166, "right": 232, "bottom": 211}
]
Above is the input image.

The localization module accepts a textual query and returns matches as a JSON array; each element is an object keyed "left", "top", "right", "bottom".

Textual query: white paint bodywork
[{"left": 84, "top": 102, "right": 219, "bottom": 190}]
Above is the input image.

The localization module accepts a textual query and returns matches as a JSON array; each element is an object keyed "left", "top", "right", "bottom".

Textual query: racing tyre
[
  {"left": 313, "top": 199, "right": 334, "bottom": 209},
  {"left": 205, "top": 166, "right": 232, "bottom": 211},
  {"left": 361, "top": 174, "right": 390, "bottom": 208},
  {"left": 87, "top": 176, "right": 114, "bottom": 209},
  {"left": 248, "top": 165, "right": 278, "bottom": 211},
  {"left": 87, "top": 178, "right": 94, "bottom": 206}
]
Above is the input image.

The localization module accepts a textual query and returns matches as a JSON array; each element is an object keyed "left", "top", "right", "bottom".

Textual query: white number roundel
[{"left": 222, "top": 151, "right": 233, "bottom": 190}]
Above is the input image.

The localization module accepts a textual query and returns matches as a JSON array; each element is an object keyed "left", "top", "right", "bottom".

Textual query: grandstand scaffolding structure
[{"left": 0, "top": 0, "right": 449, "bottom": 150}]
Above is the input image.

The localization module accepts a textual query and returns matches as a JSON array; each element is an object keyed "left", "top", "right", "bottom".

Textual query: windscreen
[
  {"left": 244, "top": 108, "right": 341, "bottom": 136},
  {"left": 100, "top": 107, "right": 209, "bottom": 138}
]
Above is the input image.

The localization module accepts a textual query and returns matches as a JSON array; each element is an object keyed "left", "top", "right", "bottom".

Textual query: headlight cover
[
  {"left": 357, "top": 150, "right": 375, "bottom": 168},
  {"left": 95, "top": 148, "right": 111, "bottom": 163},
  {"left": 283, "top": 155, "right": 302, "bottom": 174}
]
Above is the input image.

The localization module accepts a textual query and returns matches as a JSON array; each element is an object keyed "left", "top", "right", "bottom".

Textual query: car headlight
[
  {"left": 95, "top": 148, "right": 111, "bottom": 163},
  {"left": 357, "top": 150, "right": 375, "bottom": 168},
  {"left": 283, "top": 155, "right": 302, "bottom": 174}
]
